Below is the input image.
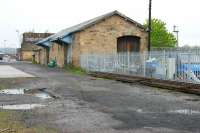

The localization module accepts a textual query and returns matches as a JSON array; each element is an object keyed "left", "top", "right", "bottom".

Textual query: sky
[{"left": 0, "top": 0, "right": 200, "bottom": 48}]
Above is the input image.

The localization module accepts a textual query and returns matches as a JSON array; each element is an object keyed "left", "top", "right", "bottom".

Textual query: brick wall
[{"left": 72, "top": 15, "right": 148, "bottom": 66}]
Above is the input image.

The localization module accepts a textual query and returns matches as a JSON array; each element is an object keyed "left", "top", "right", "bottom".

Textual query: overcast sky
[{"left": 0, "top": 0, "right": 199, "bottom": 48}]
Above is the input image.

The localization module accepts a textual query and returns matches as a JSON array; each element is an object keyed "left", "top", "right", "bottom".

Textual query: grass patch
[
  {"left": 64, "top": 64, "right": 86, "bottom": 75},
  {"left": 32, "top": 60, "right": 38, "bottom": 64},
  {"left": 0, "top": 111, "right": 58, "bottom": 133},
  {"left": 0, "top": 84, "right": 5, "bottom": 90}
]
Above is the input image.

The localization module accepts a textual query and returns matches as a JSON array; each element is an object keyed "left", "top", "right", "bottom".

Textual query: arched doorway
[{"left": 117, "top": 36, "right": 140, "bottom": 53}]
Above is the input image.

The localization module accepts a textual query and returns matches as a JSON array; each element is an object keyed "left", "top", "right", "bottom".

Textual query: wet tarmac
[
  {"left": 1, "top": 63, "right": 200, "bottom": 133},
  {"left": 0, "top": 88, "right": 53, "bottom": 99},
  {"left": 0, "top": 88, "right": 53, "bottom": 110},
  {"left": 0, "top": 104, "right": 46, "bottom": 110}
]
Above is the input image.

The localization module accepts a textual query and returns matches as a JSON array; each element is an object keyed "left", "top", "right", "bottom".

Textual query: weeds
[
  {"left": 32, "top": 60, "right": 38, "bottom": 64},
  {"left": 0, "top": 111, "right": 58, "bottom": 133},
  {"left": 64, "top": 64, "right": 86, "bottom": 75}
]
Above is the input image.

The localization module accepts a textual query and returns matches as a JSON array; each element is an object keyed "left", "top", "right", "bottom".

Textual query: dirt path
[{"left": 0, "top": 62, "right": 200, "bottom": 133}]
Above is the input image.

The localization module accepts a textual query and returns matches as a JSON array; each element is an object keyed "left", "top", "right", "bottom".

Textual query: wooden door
[{"left": 117, "top": 36, "right": 140, "bottom": 53}]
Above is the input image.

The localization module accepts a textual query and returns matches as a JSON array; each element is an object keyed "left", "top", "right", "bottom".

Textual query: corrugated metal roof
[{"left": 36, "top": 10, "right": 146, "bottom": 46}]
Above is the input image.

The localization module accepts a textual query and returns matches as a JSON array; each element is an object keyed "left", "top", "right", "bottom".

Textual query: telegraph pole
[
  {"left": 173, "top": 25, "right": 179, "bottom": 47},
  {"left": 148, "top": 0, "right": 152, "bottom": 52}
]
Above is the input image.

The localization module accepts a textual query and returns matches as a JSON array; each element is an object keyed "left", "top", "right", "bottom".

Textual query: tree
[{"left": 144, "top": 18, "right": 177, "bottom": 48}]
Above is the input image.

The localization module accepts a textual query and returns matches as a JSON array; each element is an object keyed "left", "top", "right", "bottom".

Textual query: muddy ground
[{"left": 0, "top": 62, "right": 200, "bottom": 133}]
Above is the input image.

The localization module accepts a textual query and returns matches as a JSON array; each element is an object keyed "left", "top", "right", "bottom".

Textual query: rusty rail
[{"left": 89, "top": 72, "right": 200, "bottom": 95}]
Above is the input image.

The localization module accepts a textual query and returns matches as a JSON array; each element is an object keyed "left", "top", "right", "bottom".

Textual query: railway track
[{"left": 89, "top": 72, "right": 200, "bottom": 95}]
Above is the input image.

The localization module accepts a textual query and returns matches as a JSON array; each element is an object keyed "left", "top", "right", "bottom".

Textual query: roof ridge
[{"left": 36, "top": 10, "right": 146, "bottom": 46}]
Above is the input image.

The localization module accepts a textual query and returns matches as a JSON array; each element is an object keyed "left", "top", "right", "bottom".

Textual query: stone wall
[
  {"left": 49, "top": 42, "right": 66, "bottom": 67},
  {"left": 21, "top": 51, "right": 34, "bottom": 61},
  {"left": 21, "top": 43, "right": 40, "bottom": 61},
  {"left": 21, "top": 33, "right": 53, "bottom": 50},
  {"left": 34, "top": 50, "right": 40, "bottom": 64},
  {"left": 72, "top": 15, "right": 148, "bottom": 66},
  {"left": 34, "top": 47, "right": 48, "bottom": 65},
  {"left": 40, "top": 48, "right": 48, "bottom": 65},
  {"left": 72, "top": 34, "right": 81, "bottom": 66},
  {"left": 21, "top": 32, "right": 53, "bottom": 61}
]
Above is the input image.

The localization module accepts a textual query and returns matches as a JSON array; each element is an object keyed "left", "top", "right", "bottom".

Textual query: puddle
[
  {"left": 0, "top": 88, "right": 25, "bottom": 94},
  {"left": 169, "top": 109, "right": 200, "bottom": 115},
  {"left": 34, "top": 92, "right": 52, "bottom": 99},
  {"left": 0, "top": 104, "right": 46, "bottom": 110},
  {"left": 136, "top": 109, "right": 143, "bottom": 113},
  {"left": 0, "top": 88, "right": 53, "bottom": 99}
]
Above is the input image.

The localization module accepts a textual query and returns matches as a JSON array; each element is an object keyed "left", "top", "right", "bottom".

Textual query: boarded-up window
[{"left": 117, "top": 36, "right": 140, "bottom": 53}]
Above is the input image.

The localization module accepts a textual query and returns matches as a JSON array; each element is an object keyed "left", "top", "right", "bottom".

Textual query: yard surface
[
  {"left": 0, "top": 62, "right": 200, "bottom": 133},
  {"left": 0, "top": 65, "right": 34, "bottom": 78}
]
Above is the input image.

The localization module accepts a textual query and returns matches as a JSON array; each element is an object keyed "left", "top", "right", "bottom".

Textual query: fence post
[
  {"left": 143, "top": 51, "right": 146, "bottom": 77},
  {"left": 164, "top": 50, "right": 167, "bottom": 80},
  {"left": 86, "top": 54, "right": 89, "bottom": 72},
  {"left": 189, "top": 53, "right": 191, "bottom": 77},
  {"left": 103, "top": 54, "right": 105, "bottom": 72},
  {"left": 99, "top": 55, "right": 101, "bottom": 72},
  {"left": 127, "top": 51, "right": 130, "bottom": 74}
]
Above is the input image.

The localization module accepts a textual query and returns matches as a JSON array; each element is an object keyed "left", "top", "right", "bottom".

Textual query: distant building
[
  {"left": 20, "top": 32, "right": 53, "bottom": 61},
  {"left": 36, "top": 10, "right": 148, "bottom": 67},
  {"left": 0, "top": 52, "right": 5, "bottom": 60}
]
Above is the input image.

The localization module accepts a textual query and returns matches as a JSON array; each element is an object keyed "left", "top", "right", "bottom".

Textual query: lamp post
[
  {"left": 148, "top": 0, "right": 152, "bottom": 52},
  {"left": 173, "top": 25, "right": 179, "bottom": 47}
]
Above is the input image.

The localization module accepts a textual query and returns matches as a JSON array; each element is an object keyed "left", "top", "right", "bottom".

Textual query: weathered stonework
[
  {"left": 72, "top": 15, "right": 148, "bottom": 66},
  {"left": 21, "top": 50, "right": 34, "bottom": 61},
  {"left": 49, "top": 42, "right": 66, "bottom": 67},
  {"left": 39, "top": 13, "right": 148, "bottom": 68},
  {"left": 20, "top": 32, "right": 53, "bottom": 61},
  {"left": 34, "top": 47, "right": 49, "bottom": 65}
]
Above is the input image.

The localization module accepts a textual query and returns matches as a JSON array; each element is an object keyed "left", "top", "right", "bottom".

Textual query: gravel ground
[{"left": 0, "top": 62, "right": 200, "bottom": 133}]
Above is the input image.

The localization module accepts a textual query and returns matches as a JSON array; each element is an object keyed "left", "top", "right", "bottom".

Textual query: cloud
[{"left": 0, "top": 0, "right": 199, "bottom": 47}]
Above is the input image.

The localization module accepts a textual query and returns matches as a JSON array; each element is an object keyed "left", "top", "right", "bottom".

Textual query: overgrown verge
[
  {"left": 0, "top": 111, "right": 58, "bottom": 133},
  {"left": 64, "top": 64, "right": 86, "bottom": 75},
  {"left": 32, "top": 60, "right": 38, "bottom": 64}
]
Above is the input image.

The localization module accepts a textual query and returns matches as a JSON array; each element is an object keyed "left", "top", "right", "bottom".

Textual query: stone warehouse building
[
  {"left": 36, "top": 10, "right": 148, "bottom": 67},
  {"left": 20, "top": 32, "right": 53, "bottom": 61}
]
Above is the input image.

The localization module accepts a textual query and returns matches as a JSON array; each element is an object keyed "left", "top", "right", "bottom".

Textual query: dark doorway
[{"left": 117, "top": 36, "right": 140, "bottom": 53}]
